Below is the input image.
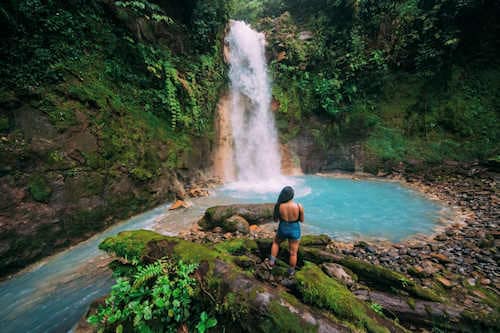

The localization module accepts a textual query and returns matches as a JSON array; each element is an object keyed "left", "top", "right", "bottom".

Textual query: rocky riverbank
[{"left": 168, "top": 163, "right": 498, "bottom": 331}]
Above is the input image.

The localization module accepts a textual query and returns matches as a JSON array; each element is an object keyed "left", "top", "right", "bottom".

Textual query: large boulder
[{"left": 198, "top": 203, "right": 274, "bottom": 231}]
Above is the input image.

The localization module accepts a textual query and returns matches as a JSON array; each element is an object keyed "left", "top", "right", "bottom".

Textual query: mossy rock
[
  {"left": 300, "top": 234, "right": 331, "bottom": 247},
  {"left": 99, "top": 230, "right": 168, "bottom": 262},
  {"left": 340, "top": 257, "right": 443, "bottom": 302},
  {"left": 296, "top": 262, "right": 392, "bottom": 333},
  {"left": 198, "top": 204, "right": 274, "bottom": 231},
  {"left": 28, "top": 175, "right": 52, "bottom": 203}
]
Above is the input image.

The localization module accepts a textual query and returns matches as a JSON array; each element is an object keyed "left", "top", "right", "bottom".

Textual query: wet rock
[{"left": 321, "top": 263, "right": 355, "bottom": 286}]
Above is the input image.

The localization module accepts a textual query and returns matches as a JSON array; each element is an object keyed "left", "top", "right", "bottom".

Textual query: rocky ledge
[{"left": 79, "top": 229, "right": 498, "bottom": 332}]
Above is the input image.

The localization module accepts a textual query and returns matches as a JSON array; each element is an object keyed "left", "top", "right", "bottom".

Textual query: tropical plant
[{"left": 88, "top": 259, "right": 217, "bottom": 333}]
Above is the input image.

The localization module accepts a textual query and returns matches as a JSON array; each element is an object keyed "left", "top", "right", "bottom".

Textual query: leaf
[{"left": 207, "top": 318, "right": 217, "bottom": 328}]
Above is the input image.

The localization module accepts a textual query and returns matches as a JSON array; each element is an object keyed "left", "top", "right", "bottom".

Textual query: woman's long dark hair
[{"left": 274, "top": 186, "right": 295, "bottom": 221}]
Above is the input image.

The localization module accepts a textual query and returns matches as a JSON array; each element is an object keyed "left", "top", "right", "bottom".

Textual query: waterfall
[{"left": 225, "top": 20, "right": 282, "bottom": 189}]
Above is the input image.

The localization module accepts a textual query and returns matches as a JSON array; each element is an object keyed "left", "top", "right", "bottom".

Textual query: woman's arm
[{"left": 299, "top": 204, "right": 304, "bottom": 222}]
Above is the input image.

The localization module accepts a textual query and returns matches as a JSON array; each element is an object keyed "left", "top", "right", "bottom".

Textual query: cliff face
[{"left": 0, "top": 0, "right": 229, "bottom": 275}]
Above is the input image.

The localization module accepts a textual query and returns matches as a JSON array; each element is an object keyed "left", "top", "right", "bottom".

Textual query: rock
[
  {"left": 249, "top": 224, "right": 261, "bottom": 233},
  {"left": 213, "top": 226, "right": 223, "bottom": 233},
  {"left": 226, "top": 215, "right": 250, "bottom": 235},
  {"left": 168, "top": 200, "right": 190, "bottom": 210},
  {"left": 431, "top": 253, "right": 452, "bottom": 264},
  {"left": 298, "top": 31, "right": 314, "bottom": 40},
  {"left": 276, "top": 51, "right": 286, "bottom": 61},
  {"left": 198, "top": 203, "right": 274, "bottom": 231},
  {"left": 187, "top": 187, "right": 209, "bottom": 198},
  {"left": 480, "top": 278, "right": 491, "bottom": 286},
  {"left": 300, "top": 234, "right": 331, "bottom": 247},
  {"left": 354, "top": 289, "right": 465, "bottom": 330},
  {"left": 471, "top": 290, "right": 487, "bottom": 300},
  {"left": 321, "top": 263, "right": 355, "bottom": 286},
  {"left": 436, "top": 276, "right": 453, "bottom": 288},
  {"left": 435, "top": 234, "right": 448, "bottom": 241}
]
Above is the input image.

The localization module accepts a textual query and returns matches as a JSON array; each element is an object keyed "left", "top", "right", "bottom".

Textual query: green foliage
[
  {"left": 28, "top": 175, "right": 52, "bottom": 203},
  {"left": 196, "top": 311, "right": 217, "bottom": 333},
  {"left": 115, "top": 0, "right": 174, "bottom": 24},
  {"left": 370, "top": 303, "right": 384, "bottom": 316},
  {"left": 191, "top": 0, "right": 232, "bottom": 53},
  {"left": 88, "top": 258, "right": 216, "bottom": 333},
  {"left": 258, "top": 0, "right": 499, "bottom": 165}
]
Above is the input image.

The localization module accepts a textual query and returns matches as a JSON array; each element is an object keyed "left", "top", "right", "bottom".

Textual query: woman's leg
[
  {"left": 288, "top": 239, "right": 300, "bottom": 270},
  {"left": 270, "top": 236, "right": 281, "bottom": 264}
]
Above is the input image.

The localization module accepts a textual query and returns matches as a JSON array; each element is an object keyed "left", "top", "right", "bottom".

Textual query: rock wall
[{"left": 0, "top": 96, "right": 215, "bottom": 276}]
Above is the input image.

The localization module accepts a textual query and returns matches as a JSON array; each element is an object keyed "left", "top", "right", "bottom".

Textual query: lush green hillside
[
  {"left": 0, "top": 0, "right": 230, "bottom": 274},
  {"left": 240, "top": 0, "right": 500, "bottom": 171}
]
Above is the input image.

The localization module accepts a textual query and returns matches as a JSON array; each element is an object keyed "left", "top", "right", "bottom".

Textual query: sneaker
[{"left": 262, "top": 258, "right": 275, "bottom": 270}]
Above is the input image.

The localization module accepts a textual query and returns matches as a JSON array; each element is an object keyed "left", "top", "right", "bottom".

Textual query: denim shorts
[{"left": 277, "top": 221, "right": 301, "bottom": 241}]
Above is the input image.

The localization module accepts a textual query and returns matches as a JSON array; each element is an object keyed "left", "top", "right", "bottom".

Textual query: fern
[{"left": 133, "top": 260, "right": 166, "bottom": 289}]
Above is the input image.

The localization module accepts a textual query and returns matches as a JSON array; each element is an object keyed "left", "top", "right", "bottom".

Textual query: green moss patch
[
  {"left": 214, "top": 239, "right": 258, "bottom": 256},
  {"left": 296, "top": 262, "right": 389, "bottom": 333},
  {"left": 99, "top": 229, "right": 167, "bottom": 261}
]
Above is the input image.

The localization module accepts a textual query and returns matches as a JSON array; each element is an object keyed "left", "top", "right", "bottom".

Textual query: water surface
[{"left": 220, "top": 175, "right": 448, "bottom": 242}]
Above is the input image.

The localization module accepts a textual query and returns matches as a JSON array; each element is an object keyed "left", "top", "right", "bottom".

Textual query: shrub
[{"left": 88, "top": 258, "right": 217, "bottom": 332}]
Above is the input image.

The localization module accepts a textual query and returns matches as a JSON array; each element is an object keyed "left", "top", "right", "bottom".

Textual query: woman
[{"left": 266, "top": 186, "right": 304, "bottom": 276}]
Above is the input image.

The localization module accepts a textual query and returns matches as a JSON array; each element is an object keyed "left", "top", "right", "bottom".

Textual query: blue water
[
  {"left": 0, "top": 176, "right": 447, "bottom": 332},
  {"left": 0, "top": 203, "right": 172, "bottom": 333},
  {"left": 220, "top": 175, "right": 446, "bottom": 242}
]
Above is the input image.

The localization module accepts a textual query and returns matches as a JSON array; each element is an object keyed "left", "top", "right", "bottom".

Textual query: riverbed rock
[
  {"left": 198, "top": 203, "right": 274, "bottom": 231},
  {"left": 225, "top": 215, "right": 250, "bottom": 234}
]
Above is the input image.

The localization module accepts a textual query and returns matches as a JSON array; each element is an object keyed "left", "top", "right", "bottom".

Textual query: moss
[
  {"left": 28, "top": 175, "right": 52, "bottom": 202},
  {"left": 460, "top": 309, "right": 500, "bottom": 333},
  {"left": 99, "top": 230, "right": 167, "bottom": 261},
  {"left": 340, "top": 257, "right": 442, "bottom": 302},
  {"left": 172, "top": 239, "right": 220, "bottom": 264},
  {"left": 407, "top": 298, "right": 416, "bottom": 310},
  {"left": 214, "top": 239, "right": 258, "bottom": 256},
  {"left": 296, "top": 262, "right": 389, "bottom": 333},
  {"left": 300, "top": 234, "right": 331, "bottom": 247},
  {"left": 257, "top": 300, "right": 318, "bottom": 333}
]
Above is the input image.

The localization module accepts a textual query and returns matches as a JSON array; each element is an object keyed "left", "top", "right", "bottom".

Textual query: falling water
[{"left": 225, "top": 21, "right": 283, "bottom": 190}]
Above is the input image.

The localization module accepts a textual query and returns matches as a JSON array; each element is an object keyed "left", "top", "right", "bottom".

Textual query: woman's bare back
[{"left": 279, "top": 201, "right": 304, "bottom": 222}]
